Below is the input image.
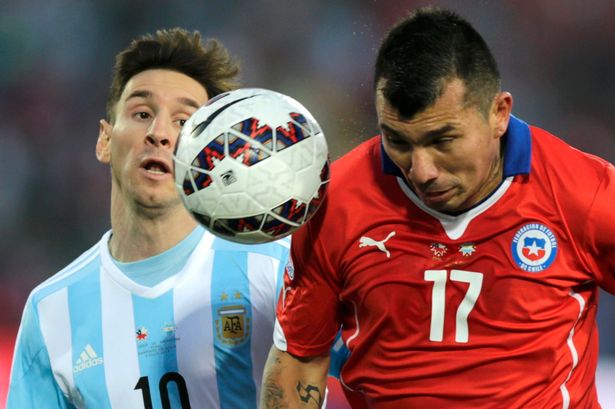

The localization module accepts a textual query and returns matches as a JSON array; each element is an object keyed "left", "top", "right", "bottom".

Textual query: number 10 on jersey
[{"left": 424, "top": 269, "right": 484, "bottom": 343}]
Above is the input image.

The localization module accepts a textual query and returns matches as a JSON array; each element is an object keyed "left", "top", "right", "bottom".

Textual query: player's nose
[
  {"left": 145, "top": 116, "right": 174, "bottom": 149},
  {"left": 408, "top": 150, "right": 439, "bottom": 185}
]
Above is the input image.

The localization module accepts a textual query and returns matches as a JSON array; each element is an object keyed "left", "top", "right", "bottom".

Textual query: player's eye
[
  {"left": 135, "top": 112, "right": 151, "bottom": 120},
  {"left": 178, "top": 119, "right": 187, "bottom": 127},
  {"left": 385, "top": 135, "right": 410, "bottom": 149},
  {"left": 433, "top": 136, "right": 455, "bottom": 148}
]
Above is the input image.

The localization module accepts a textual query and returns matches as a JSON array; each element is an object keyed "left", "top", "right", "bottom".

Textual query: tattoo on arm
[{"left": 296, "top": 381, "right": 323, "bottom": 408}]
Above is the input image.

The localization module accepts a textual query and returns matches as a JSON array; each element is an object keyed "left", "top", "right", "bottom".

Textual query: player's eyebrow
[
  {"left": 125, "top": 90, "right": 201, "bottom": 110},
  {"left": 422, "top": 124, "right": 457, "bottom": 140},
  {"left": 381, "top": 123, "right": 457, "bottom": 143},
  {"left": 380, "top": 124, "right": 404, "bottom": 138}
]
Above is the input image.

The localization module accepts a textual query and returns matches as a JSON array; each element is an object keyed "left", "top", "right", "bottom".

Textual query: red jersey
[{"left": 274, "top": 116, "right": 615, "bottom": 408}]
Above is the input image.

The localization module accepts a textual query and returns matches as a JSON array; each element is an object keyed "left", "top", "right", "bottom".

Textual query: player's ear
[
  {"left": 96, "top": 119, "right": 112, "bottom": 164},
  {"left": 491, "top": 92, "right": 513, "bottom": 139}
]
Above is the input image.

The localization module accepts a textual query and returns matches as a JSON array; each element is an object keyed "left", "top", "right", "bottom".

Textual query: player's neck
[{"left": 108, "top": 195, "right": 198, "bottom": 262}]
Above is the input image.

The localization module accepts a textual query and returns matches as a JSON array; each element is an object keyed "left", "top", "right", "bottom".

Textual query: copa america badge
[{"left": 511, "top": 223, "right": 558, "bottom": 272}]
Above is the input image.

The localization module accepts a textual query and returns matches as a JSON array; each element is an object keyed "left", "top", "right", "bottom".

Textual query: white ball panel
[{"left": 174, "top": 88, "right": 330, "bottom": 244}]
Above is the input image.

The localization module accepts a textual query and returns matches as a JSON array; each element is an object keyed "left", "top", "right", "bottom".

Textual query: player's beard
[{"left": 111, "top": 163, "right": 185, "bottom": 220}]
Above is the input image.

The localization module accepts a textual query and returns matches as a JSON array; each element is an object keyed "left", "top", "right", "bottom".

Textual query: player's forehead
[
  {"left": 120, "top": 69, "right": 208, "bottom": 109},
  {"left": 376, "top": 79, "right": 468, "bottom": 140}
]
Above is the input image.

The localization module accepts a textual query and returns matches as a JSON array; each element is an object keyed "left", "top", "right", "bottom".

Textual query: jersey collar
[{"left": 381, "top": 114, "right": 532, "bottom": 177}]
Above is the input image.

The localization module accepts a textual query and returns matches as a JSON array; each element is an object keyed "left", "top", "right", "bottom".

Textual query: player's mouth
[
  {"left": 140, "top": 158, "right": 172, "bottom": 178},
  {"left": 420, "top": 187, "right": 455, "bottom": 205}
]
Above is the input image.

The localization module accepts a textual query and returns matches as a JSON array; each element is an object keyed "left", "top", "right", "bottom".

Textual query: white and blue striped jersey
[{"left": 7, "top": 228, "right": 289, "bottom": 409}]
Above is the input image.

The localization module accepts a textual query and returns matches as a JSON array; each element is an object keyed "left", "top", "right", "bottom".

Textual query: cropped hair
[
  {"left": 375, "top": 7, "right": 500, "bottom": 118},
  {"left": 106, "top": 28, "right": 240, "bottom": 122}
]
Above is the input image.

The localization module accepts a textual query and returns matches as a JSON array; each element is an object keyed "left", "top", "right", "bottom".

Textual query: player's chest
[
  {"left": 339, "top": 209, "right": 590, "bottom": 322},
  {"left": 59, "top": 284, "right": 264, "bottom": 408}
]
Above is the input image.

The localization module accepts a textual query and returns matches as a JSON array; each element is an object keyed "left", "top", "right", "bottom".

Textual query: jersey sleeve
[
  {"left": 6, "top": 298, "right": 74, "bottom": 409},
  {"left": 582, "top": 162, "right": 615, "bottom": 294},
  {"left": 274, "top": 211, "right": 343, "bottom": 358},
  {"left": 273, "top": 238, "right": 291, "bottom": 309}
]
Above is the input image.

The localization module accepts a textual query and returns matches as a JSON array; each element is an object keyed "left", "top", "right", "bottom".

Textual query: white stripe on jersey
[
  {"left": 100, "top": 266, "right": 142, "bottom": 408},
  {"left": 173, "top": 238, "right": 220, "bottom": 408},
  {"left": 277, "top": 236, "right": 291, "bottom": 249},
  {"left": 273, "top": 319, "right": 288, "bottom": 351},
  {"left": 247, "top": 253, "right": 281, "bottom": 402},
  {"left": 559, "top": 291, "right": 586, "bottom": 409},
  {"left": 37, "top": 288, "right": 83, "bottom": 406}
]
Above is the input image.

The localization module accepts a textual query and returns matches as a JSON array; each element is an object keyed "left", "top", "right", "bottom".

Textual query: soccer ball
[{"left": 174, "top": 88, "right": 329, "bottom": 244}]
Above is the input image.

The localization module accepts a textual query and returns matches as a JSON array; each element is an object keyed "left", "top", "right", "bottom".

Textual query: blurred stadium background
[{"left": 1, "top": 0, "right": 614, "bottom": 407}]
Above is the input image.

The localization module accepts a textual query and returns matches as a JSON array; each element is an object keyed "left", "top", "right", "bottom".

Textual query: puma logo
[{"left": 359, "top": 231, "right": 396, "bottom": 258}]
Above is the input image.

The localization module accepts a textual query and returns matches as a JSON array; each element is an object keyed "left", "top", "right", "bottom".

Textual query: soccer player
[
  {"left": 262, "top": 7, "right": 615, "bottom": 409},
  {"left": 7, "top": 29, "right": 290, "bottom": 408}
]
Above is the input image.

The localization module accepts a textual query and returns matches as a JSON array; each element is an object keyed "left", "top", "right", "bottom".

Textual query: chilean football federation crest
[{"left": 511, "top": 223, "right": 558, "bottom": 272}]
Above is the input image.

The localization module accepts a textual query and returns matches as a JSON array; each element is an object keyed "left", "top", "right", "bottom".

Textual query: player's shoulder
[
  {"left": 527, "top": 124, "right": 614, "bottom": 225},
  {"left": 301, "top": 136, "right": 388, "bottom": 230},
  {"left": 530, "top": 125, "right": 610, "bottom": 171},
  {"left": 331, "top": 135, "right": 381, "bottom": 176},
  {"left": 327, "top": 135, "right": 385, "bottom": 201},
  {"left": 210, "top": 234, "right": 290, "bottom": 260},
  {"left": 29, "top": 236, "right": 103, "bottom": 307}
]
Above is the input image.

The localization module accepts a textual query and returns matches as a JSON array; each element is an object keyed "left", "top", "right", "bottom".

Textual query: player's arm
[
  {"left": 578, "top": 162, "right": 615, "bottom": 293},
  {"left": 6, "top": 298, "right": 74, "bottom": 409},
  {"left": 261, "top": 346, "right": 330, "bottom": 409}
]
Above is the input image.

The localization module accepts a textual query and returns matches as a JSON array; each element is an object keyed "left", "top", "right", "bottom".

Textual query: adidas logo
[{"left": 73, "top": 344, "right": 103, "bottom": 373}]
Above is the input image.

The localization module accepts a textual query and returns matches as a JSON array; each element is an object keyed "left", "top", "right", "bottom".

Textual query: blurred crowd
[{"left": 1, "top": 0, "right": 615, "bottom": 358}]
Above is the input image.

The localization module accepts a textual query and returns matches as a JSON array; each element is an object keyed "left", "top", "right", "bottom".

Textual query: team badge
[
  {"left": 430, "top": 242, "right": 448, "bottom": 258},
  {"left": 511, "top": 223, "right": 558, "bottom": 272},
  {"left": 162, "top": 322, "right": 176, "bottom": 335},
  {"left": 136, "top": 327, "right": 148, "bottom": 341},
  {"left": 459, "top": 243, "right": 476, "bottom": 257},
  {"left": 215, "top": 305, "right": 250, "bottom": 347}
]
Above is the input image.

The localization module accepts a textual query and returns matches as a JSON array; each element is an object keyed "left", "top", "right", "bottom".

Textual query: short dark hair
[
  {"left": 375, "top": 7, "right": 500, "bottom": 118},
  {"left": 106, "top": 28, "right": 240, "bottom": 122}
]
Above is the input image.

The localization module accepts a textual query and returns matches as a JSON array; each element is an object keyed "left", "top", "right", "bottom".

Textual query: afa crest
[{"left": 215, "top": 305, "right": 250, "bottom": 347}]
